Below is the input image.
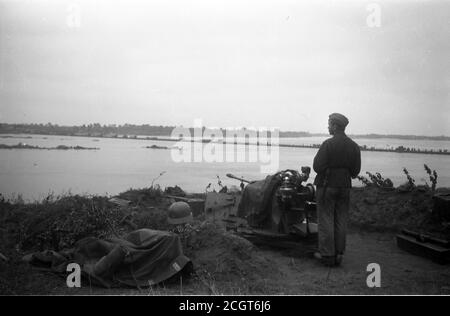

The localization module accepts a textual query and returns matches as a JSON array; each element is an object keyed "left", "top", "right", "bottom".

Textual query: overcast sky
[{"left": 0, "top": 0, "right": 449, "bottom": 135}]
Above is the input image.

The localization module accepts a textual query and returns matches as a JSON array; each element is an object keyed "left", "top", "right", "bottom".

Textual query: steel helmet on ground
[{"left": 167, "top": 201, "right": 193, "bottom": 225}]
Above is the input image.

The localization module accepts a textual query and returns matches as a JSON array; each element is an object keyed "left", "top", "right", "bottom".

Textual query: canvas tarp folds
[
  {"left": 237, "top": 174, "right": 281, "bottom": 227},
  {"left": 24, "top": 228, "right": 191, "bottom": 288}
]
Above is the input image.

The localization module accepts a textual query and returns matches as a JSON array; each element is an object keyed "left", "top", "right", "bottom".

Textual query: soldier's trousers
[{"left": 316, "top": 187, "right": 350, "bottom": 257}]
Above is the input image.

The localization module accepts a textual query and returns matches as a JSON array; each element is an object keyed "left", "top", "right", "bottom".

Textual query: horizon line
[{"left": 1, "top": 121, "right": 450, "bottom": 139}]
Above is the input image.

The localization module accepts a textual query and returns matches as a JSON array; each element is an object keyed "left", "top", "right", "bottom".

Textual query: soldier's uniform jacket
[{"left": 313, "top": 132, "right": 361, "bottom": 188}]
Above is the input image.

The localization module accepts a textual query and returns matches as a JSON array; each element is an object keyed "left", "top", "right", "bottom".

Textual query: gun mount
[{"left": 225, "top": 167, "right": 318, "bottom": 248}]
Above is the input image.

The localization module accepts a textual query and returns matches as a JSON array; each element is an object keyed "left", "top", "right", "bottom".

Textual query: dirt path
[
  {"left": 254, "top": 231, "right": 450, "bottom": 295},
  {"left": 21, "top": 231, "right": 447, "bottom": 295}
]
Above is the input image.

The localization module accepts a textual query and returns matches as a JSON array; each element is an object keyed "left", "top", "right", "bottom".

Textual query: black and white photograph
[{"left": 0, "top": 0, "right": 449, "bottom": 298}]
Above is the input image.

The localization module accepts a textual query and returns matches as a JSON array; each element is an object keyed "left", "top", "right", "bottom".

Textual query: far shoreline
[
  {"left": 1, "top": 123, "right": 450, "bottom": 141},
  {"left": 1, "top": 132, "right": 450, "bottom": 156}
]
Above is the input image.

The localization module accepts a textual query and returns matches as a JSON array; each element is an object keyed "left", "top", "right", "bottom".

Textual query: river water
[{"left": 1, "top": 134, "right": 449, "bottom": 201}]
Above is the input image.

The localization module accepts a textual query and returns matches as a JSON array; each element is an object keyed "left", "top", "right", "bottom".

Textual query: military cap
[{"left": 328, "top": 113, "right": 349, "bottom": 128}]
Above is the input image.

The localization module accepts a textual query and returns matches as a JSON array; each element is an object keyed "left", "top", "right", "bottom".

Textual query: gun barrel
[{"left": 226, "top": 173, "right": 252, "bottom": 184}]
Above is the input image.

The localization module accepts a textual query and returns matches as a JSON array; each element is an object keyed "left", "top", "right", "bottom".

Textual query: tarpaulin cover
[
  {"left": 25, "top": 229, "right": 191, "bottom": 288},
  {"left": 237, "top": 174, "right": 281, "bottom": 227}
]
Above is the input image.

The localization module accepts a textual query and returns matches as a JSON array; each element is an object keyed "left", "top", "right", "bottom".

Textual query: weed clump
[
  {"left": 1, "top": 186, "right": 170, "bottom": 252},
  {"left": 424, "top": 164, "right": 438, "bottom": 193},
  {"left": 9, "top": 195, "right": 123, "bottom": 251},
  {"left": 357, "top": 172, "right": 393, "bottom": 188},
  {"left": 357, "top": 165, "right": 439, "bottom": 194}
]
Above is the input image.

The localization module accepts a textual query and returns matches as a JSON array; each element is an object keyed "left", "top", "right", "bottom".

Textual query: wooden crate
[{"left": 396, "top": 230, "right": 450, "bottom": 265}]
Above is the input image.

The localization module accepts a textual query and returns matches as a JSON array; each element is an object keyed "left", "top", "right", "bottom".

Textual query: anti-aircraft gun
[{"left": 225, "top": 167, "right": 318, "bottom": 248}]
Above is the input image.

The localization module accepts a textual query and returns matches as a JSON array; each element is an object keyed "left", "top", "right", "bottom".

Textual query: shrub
[
  {"left": 16, "top": 195, "right": 123, "bottom": 251},
  {"left": 357, "top": 172, "right": 393, "bottom": 188},
  {"left": 424, "top": 164, "right": 438, "bottom": 193},
  {"left": 402, "top": 167, "right": 416, "bottom": 188}
]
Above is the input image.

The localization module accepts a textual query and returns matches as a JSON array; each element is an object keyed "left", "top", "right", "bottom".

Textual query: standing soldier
[{"left": 313, "top": 113, "right": 361, "bottom": 267}]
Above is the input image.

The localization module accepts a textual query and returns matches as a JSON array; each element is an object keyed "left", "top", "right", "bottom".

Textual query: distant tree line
[
  {"left": 359, "top": 144, "right": 449, "bottom": 155},
  {"left": 0, "top": 123, "right": 449, "bottom": 141},
  {"left": 0, "top": 123, "right": 174, "bottom": 137},
  {"left": 0, "top": 123, "right": 312, "bottom": 138},
  {"left": 348, "top": 133, "right": 450, "bottom": 141}
]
